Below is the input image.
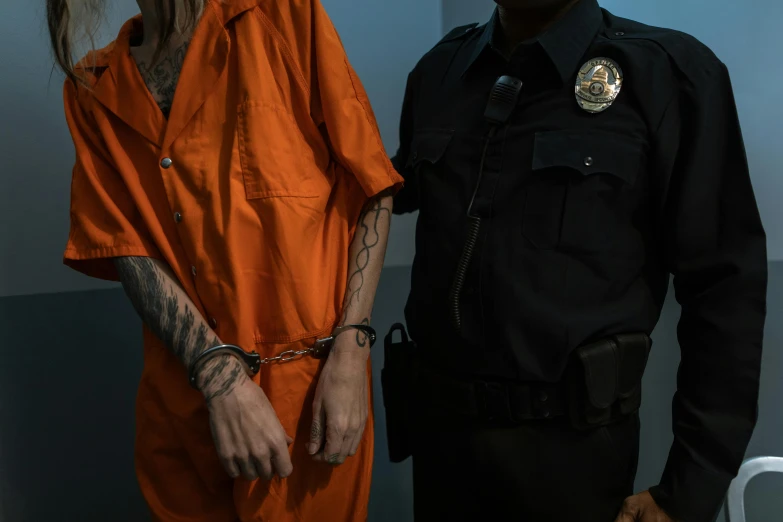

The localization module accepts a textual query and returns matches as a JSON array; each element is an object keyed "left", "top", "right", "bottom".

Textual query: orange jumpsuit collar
[{"left": 84, "top": 0, "right": 258, "bottom": 149}]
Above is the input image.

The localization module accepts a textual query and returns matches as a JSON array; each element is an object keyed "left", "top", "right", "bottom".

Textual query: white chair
[{"left": 725, "top": 456, "right": 783, "bottom": 522}]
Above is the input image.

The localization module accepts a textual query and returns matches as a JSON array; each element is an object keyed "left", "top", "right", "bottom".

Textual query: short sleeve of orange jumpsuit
[
  {"left": 266, "top": 0, "right": 403, "bottom": 198},
  {"left": 62, "top": 79, "right": 161, "bottom": 281}
]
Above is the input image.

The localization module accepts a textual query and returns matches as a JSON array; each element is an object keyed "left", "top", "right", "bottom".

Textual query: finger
[
  {"left": 236, "top": 456, "right": 259, "bottom": 481},
  {"left": 308, "top": 404, "right": 326, "bottom": 455},
  {"left": 336, "top": 431, "right": 354, "bottom": 464},
  {"left": 323, "top": 424, "right": 346, "bottom": 465},
  {"left": 272, "top": 447, "right": 294, "bottom": 479},
  {"left": 286, "top": 433, "right": 294, "bottom": 445},
  {"left": 348, "top": 421, "right": 366, "bottom": 456},
  {"left": 222, "top": 457, "right": 240, "bottom": 479},
  {"left": 614, "top": 497, "right": 640, "bottom": 522},
  {"left": 211, "top": 423, "right": 240, "bottom": 478},
  {"left": 349, "top": 385, "right": 369, "bottom": 457},
  {"left": 252, "top": 453, "right": 274, "bottom": 481},
  {"left": 613, "top": 508, "right": 638, "bottom": 522}
]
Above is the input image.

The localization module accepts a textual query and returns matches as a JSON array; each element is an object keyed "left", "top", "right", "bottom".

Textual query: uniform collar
[{"left": 463, "top": 0, "right": 604, "bottom": 84}]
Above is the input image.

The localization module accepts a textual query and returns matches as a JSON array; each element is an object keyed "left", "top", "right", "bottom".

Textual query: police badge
[{"left": 575, "top": 58, "right": 624, "bottom": 114}]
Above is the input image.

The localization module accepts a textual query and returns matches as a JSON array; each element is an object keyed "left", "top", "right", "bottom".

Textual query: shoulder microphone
[{"left": 450, "top": 76, "right": 523, "bottom": 333}]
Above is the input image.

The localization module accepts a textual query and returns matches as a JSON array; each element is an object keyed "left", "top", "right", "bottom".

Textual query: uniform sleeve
[
  {"left": 62, "top": 80, "right": 161, "bottom": 281},
  {"left": 649, "top": 61, "right": 767, "bottom": 522},
  {"left": 306, "top": 0, "right": 403, "bottom": 198},
  {"left": 390, "top": 70, "right": 419, "bottom": 215}
]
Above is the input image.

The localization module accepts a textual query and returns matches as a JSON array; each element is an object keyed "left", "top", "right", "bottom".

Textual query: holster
[
  {"left": 567, "top": 333, "right": 651, "bottom": 430},
  {"left": 381, "top": 323, "right": 416, "bottom": 463}
]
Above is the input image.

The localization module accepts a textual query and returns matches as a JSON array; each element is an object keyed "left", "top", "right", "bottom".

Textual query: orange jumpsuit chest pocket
[{"left": 237, "top": 100, "right": 332, "bottom": 201}]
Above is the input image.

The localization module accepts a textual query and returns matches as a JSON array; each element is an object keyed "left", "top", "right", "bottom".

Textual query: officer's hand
[
  {"left": 201, "top": 357, "right": 294, "bottom": 481},
  {"left": 308, "top": 334, "right": 370, "bottom": 465},
  {"left": 614, "top": 491, "right": 676, "bottom": 522}
]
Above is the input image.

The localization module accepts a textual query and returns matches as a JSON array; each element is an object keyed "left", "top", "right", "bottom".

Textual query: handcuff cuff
[{"left": 188, "top": 324, "right": 377, "bottom": 389}]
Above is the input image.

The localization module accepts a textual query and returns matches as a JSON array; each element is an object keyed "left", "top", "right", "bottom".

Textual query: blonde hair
[{"left": 47, "top": 0, "right": 206, "bottom": 84}]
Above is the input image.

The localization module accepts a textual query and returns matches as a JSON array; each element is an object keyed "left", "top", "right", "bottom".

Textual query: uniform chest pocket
[
  {"left": 523, "top": 130, "right": 646, "bottom": 251},
  {"left": 406, "top": 129, "right": 457, "bottom": 218},
  {"left": 237, "top": 102, "right": 325, "bottom": 200},
  {"left": 406, "top": 130, "right": 454, "bottom": 172}
]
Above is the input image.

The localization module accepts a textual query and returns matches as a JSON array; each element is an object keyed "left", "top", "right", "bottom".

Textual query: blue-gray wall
[{"left": 1, "top": 0, "right": 781, "bottom": 521}]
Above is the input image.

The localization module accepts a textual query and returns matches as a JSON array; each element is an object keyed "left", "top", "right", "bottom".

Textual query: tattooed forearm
[
  {"left": 199, "top": 357, "right": 245, "bottom": 402},
  {"left": 114, "top": 256, "right": 212, "bottom": 366},
  {"left": 114, "top": 256, "right": 244, "bottom": 399},
  {"left": 338, "top": 192, "right": 393, "bottom": 348},
  {"left": 341, "top": 196, "right": 391, "bottom": 321}
]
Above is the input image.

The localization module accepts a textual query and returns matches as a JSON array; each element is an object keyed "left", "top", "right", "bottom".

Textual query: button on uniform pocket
[{"left": 524, "top": 130, "right": 646, "bottom": 252}]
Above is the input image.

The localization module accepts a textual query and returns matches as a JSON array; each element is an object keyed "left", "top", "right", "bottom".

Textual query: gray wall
[
  {"left": 1, "top": 0, "right": 781, "bottom": 521},
  {"left": 0, "top": 1, "right": 142, "bottom": 298},
  {"left": 0, "top": 0, "right": 430, "bottom": 298},
  {"left": 441, "top": 0, "right": 495, "bottom": 32}
]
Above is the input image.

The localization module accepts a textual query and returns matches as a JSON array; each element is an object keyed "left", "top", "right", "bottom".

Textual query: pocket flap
[
  {"left": 237, "top": 101, "right": 323, "bottom": 199},
  {"left": 578, "top": 340, "right": 619, "bottom": 410},
  {"left": 616, "top": 334, "right": 651, "bottom": 398},
  {"left": 532, "top": 130, "right": 645, "bottom": 185},
  {"left": 406, "top": 130, "right": 454, "bottom": 168}
]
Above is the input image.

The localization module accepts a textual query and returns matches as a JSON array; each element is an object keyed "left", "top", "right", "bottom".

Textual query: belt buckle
[{"left": 475, "top": 381, "right": 511, "bottom": 423}]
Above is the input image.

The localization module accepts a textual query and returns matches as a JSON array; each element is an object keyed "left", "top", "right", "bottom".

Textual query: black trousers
[{"left": 412, "top": 412, "right": 640, "bottom": 522}]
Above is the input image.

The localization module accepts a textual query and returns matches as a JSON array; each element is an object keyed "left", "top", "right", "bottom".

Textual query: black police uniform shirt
[{"left": 391, "top": 1, "right": 767, "bottom": 521}]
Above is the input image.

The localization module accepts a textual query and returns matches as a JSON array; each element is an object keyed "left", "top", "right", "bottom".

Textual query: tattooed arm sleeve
[
  {"left": 338, "top": 190, "right": 394, "bottom": 348},
  {"left": 113, "top": 257, "right": 246, "bottom": 400}
]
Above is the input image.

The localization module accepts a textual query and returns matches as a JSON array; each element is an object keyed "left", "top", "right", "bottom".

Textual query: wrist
[
  {"left": 196, "top": 354, "right": 246, "bottom": 400},
  {"left": 331, "top": 330, "right": 371, "bottom": 362}
]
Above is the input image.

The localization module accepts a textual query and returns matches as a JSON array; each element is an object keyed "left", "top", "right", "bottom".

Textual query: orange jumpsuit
[{"left": 61, "top": 0, "right": 403, "bottom": 520}]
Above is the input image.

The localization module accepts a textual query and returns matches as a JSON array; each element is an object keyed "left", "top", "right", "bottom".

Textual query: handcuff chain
[
  {"left": 257, "top": 347, "right": 314, "bottom": 366},
  {"left": 250, "top": 324, "right": 377, "bottom": 367}
]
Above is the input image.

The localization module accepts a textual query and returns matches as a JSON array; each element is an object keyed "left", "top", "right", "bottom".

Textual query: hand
[
  {"left": 198, "top": 356, "right": 294, "bottom": 481},
  {"left": 307, "top": 332, "right": 370, "bottom": 465},
  {"left": 615, "top": 491, "right": 676, "bottom": 522}
]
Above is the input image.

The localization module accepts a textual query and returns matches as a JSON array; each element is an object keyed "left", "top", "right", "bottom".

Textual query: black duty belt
[{"left": 418, "top": 372, "right": 566, "bottom": 424}]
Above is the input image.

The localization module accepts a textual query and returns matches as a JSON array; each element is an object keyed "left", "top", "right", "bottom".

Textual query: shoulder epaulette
[{"left": 435, "top": 23, "right": 480, "bottom": 47}]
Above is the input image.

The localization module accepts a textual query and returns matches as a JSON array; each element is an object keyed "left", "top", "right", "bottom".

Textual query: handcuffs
[{"left": 188, "top": 324, "right": 377, "bottom": 388}]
